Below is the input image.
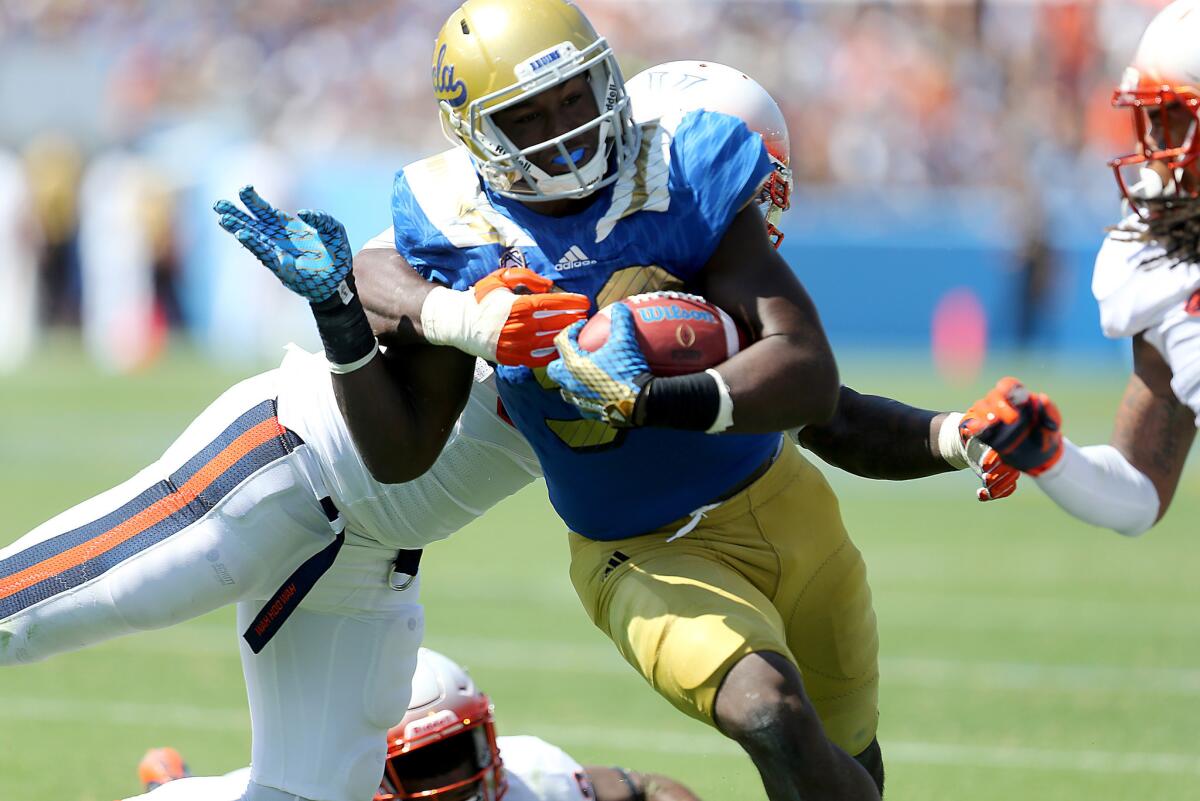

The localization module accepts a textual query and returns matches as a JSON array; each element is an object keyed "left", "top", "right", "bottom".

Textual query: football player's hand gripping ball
[
  {"left": 960, "top": 377, "right": 1064, "bottom": 476},
  {"left": 214, "top": 185, "right": 352, "bottom": 304},
  {"left": 548, "top": 302, "right": 652, "bottom": 427},
  {"left": 423, "top": 266, "right": 590, "bottom": 367}
]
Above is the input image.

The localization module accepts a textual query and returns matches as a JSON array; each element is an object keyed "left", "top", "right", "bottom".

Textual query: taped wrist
[
  {"left": 310, "top": 276, "right": 378, "bottom": 371},
  {"left": 639, "top": 370, "right": 724, "bottom": 431},
  {"left": 938, "top": 412, "right": 969, "bottom": 469},
  {"left": 420, "top": 285, "right": 499, "bottom": 359}
]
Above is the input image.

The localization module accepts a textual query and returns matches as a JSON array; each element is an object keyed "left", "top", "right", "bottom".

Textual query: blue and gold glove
[
  {"left": 548, "top": 303, "right": 652, "bottom": 427},
  {"left": 214, "top": 185, "right": 352, "bottom": 304},
  {"left": 213, "top": 185, "right": 376, "bottom": 371}
]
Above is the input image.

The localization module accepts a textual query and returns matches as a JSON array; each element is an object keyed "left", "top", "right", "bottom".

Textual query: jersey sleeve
[
  {"left": 670, "top": 109, "right": 773, "bottom": 266},
  {"left": 390, "top": 170, "right": 474, "bottom": 289},
  {"left": 498, "top": 735, "right": 593, "bottom": 801}
]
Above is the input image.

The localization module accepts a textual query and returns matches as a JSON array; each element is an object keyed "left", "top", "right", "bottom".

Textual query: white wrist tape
[
  {"left": 327, "top": 340, "right": 379, "bottom": 374},
  {"left": 1034, "top": 439, "right": 1159, "bottom": 537},
  {"left": 705, "top": 369, "right": 735, "bottom": 434},
  {"left": 937, "top": 412, "right": 970, "bottom": 469},
  {"left": 419, "top": 286, "right": 505, "bottom": 361}
]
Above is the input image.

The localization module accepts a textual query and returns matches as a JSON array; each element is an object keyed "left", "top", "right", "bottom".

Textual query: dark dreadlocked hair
[{"left": 1108, "top": 196, "right": 1200, "bottom": 270}]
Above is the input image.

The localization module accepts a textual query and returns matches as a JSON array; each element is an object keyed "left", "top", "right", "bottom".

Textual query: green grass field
[{"left": 1, "top": 342, "right": 1197, "bottom": 801}]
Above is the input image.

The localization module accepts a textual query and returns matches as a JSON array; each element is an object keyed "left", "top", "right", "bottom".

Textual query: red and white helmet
[
  {"left": 626, "top": 60, "right": 792, "bottom": 248},
  {"left": 377, "top": 649, "right": 505, "bottom": 801},
  {"left": 1110, "top": 0, "right": 1200, "bottom": 214}
]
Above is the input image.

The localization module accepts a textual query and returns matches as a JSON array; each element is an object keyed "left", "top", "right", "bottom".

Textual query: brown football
[{"left": 577, "top": 291, "right": 746, "bottom": 376}]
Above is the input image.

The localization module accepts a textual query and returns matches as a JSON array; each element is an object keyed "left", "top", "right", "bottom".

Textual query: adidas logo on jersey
[{"left": 556, "top": 245, "right": 596, "bottom": 271}]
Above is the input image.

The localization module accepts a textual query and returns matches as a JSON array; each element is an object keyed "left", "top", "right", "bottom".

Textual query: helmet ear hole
[{"left": 460, "top": 19, "right": 469, "bottom": 34}]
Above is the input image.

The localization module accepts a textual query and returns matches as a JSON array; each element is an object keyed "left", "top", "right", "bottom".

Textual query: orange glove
[
  {"left": 961, "top": 377, "right": 1064, "bottom": 477},
  {"left": 420, "top": 266, "right": 590, "bottom": 367},
  {"left": 975, "top": 448, "right": 1019, "bottom": 501}
]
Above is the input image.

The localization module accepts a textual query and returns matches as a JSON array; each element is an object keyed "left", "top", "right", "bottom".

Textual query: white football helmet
[
  {"left": 1110, "top": 0, "right": 1200, "bottom": 214},
  {"left": 433, "top": 0, "right": 641, "bottom": 203},
  {"left": 627, "top": 60, "right": 791, "bottom": 247},
  {"left": 377, "top": 649, "right": 505, "bottom": 801}
]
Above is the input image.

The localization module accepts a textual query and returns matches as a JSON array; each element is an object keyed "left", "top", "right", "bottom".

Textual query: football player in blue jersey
[{"left": 218, "top": 4, "right": 1017, "bottom": 800}]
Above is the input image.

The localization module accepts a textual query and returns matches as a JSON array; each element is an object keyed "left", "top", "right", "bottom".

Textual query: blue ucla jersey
[{"left": 391, "top": 109, "right": 782, "bottom": 539}]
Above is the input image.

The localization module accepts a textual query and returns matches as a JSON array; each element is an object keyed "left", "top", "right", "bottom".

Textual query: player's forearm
[
  {"left": 1033, "top": 439, "right": 1160, "bottom": 536},
  {"left": 798, "top": 387, "right": 956, "bottom": 480},
  {"left": 640, "top": 773, "right": 704, "bottom": 801},
  {"left": 716, "top": 333, "right": 840, "bottom": 432},
  {"left": 353, "top": 247, "right": 437, "bottom": 347},
  {"left": 333, "top": 346, "right": 474, "bottom": 484}
]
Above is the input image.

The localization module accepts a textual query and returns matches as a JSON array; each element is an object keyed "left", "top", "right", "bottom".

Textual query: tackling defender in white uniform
[
  {"left": 131, "top": 648, "right": 702, "bottom": 801},
  {"left": 964, "top": 0, "right": 1200, "bottom": 535},
  {"left": 0, "top": 199, "right": 584, "bottom": 801}
]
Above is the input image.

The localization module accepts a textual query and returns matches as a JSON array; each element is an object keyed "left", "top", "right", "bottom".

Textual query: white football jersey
[
  {"left": 1093, "top": 225, "right": 1200, "bottom": 423},
  {"left": 132, "top": 737, "right": 593, "bottom": 801},
  {"left": 499, "top": 736, "right": 596, "bottom": 801},
  {"left": 275, "top": 345, "right": 541, "bottom": 549}
]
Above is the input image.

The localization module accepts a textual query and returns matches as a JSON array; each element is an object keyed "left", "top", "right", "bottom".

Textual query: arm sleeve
[
  {"left": 1033, "top": 439, "right": 1160, "bottom": 537},
  {"left": 672, "top": 110, "right": 773, "bottom": 266}
]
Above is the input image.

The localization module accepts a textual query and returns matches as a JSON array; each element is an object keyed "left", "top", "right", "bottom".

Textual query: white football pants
[{"left": 0, "top": 370, "right": 424, "bottom": 801}]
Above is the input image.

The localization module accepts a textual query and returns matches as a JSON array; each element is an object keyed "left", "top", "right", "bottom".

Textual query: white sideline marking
[
  {"left": 104, "top": 630, "right": 1200, "bottom": 696},
  {"left": 0, "top": 695, "right": 1197, "bottom": 776},
  {"left": 0, "top": 695, "right": 247, "bottom": 730}
]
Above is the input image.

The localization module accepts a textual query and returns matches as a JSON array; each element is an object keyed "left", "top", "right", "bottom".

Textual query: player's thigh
[
  {"left": 758, "top": 448, "right": 880, "bottom": 756},
  {"left": 121, "top": 772, "right": 250, "bottom": 801},
  {"left": 239, "top": 542, "right": 424, "bottom": 801},
  {"left": 570, "top": 536, "right": 791, "bottom": 726},
  {"left": 0, "top": 370, "right": 333, "bottom": 664}
]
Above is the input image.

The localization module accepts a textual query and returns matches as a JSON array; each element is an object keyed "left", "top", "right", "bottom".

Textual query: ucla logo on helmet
[{"left": 433, "top": 44, "right": 468, "bottom": 108}]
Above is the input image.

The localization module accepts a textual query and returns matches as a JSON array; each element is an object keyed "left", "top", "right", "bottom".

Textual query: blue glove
[
  {"left": 547, "top": 302, "right": 653, "bottom": 427},
  {"left": 214, "top": 185, "right": 352, "bottom": 304}
]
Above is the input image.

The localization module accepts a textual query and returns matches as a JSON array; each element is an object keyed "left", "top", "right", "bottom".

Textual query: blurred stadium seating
[{"left": 0, "top": 0, "right": 1176, "bottom": 370}]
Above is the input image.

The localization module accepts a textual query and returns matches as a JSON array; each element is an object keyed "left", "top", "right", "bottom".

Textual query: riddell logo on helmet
[
  {"left": 433, "top": 44, "right": 467, "bottom": 108},
  {"left": 403, "top": 709, "right": 457, "bottom": 741}
]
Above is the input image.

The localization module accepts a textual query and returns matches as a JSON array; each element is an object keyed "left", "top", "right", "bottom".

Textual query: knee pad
[{"left": 240, "top": 603, "right": 424, "bottom": 801}]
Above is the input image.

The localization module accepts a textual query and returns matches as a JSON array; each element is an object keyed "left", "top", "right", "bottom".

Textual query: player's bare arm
[
  {"left": 585, "top": 766, "right": 704, "bottom": 801},
  {"left": 694, "top": 202, "right": 840, "bottom": 432},
  {"left": 336, "top": 341, "right": 475, "bottom": 483},
  {"left": 354, "top": 246, "right": 439, "bottom": 346},
  {"left": 1109, "top": 335, "right": 1195, "bottom": 519}
]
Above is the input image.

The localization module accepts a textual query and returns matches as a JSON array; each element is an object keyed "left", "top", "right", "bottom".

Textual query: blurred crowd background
[{"left": 0, "top": 0, "right": 1176, "bottom": 375}]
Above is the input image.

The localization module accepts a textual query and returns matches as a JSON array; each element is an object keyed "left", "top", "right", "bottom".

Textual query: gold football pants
[{"left": 568, "top": 443, "right": 879, "bottom": 756}]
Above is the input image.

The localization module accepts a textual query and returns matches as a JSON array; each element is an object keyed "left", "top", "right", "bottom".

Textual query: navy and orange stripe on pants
[{"left": 0, "top": 399, "right": 304, "bottom": 622}]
